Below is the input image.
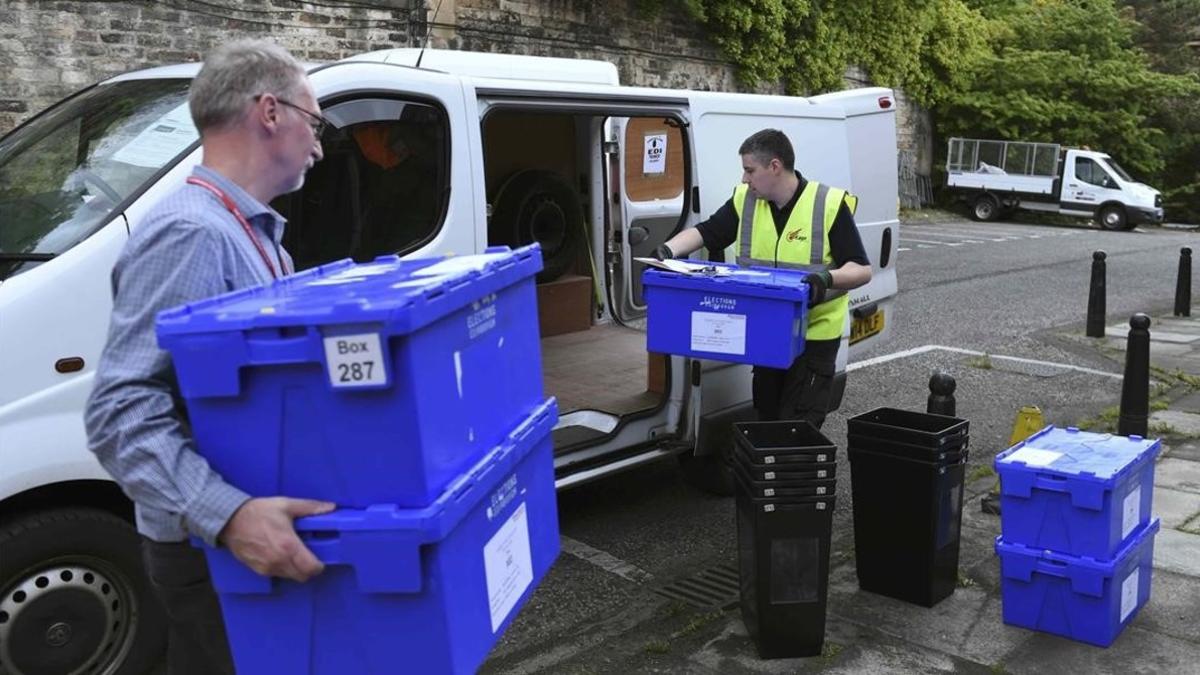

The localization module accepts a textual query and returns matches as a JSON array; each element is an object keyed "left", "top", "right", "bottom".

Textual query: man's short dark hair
[{"left": 738, "top": 129, "right": 794, "bottom": 171}]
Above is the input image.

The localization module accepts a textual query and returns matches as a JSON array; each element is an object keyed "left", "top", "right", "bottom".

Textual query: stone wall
[{"left": 0, "top": 0, "right": 931, "bottom": 190}]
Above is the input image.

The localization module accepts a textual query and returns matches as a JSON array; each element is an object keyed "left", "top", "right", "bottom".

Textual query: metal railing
[{"left": 947, "top": 137, "right": 1059, "bottom": 177}]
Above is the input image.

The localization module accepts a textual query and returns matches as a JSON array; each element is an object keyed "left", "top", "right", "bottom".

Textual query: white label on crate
[
  {"left": 764, "top": 471, "right": 776, "bottom": 480},
  {"left": 1122, "top": 486, "right": 1142, "bottom": 538},
  {"left": 322, "top": 333, "right": 386, "bottom": 388},
  {"left": 1004, "top": 446, "right": 1062, "bottom": 467},
  {"left": 1120, "top": 567, "right": 1140, "bottom": 621},
  {"left": 764, "top": 456, "right": 776, "bottom": 464},
  {"left": 817, "top": 486, "right": 827, "bottom": 495},
  {"left": 690, "top": 312, "right": 746, "bottom": 356},
  {"left": 483, "top": 502, "right": 534, "bottom": 633},
  {"left": 764, "top": 488, "right": 776, "bottom": 497}
]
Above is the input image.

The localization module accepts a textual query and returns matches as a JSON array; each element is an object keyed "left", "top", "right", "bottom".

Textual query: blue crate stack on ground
[
  {"left": 157, "top": 245, "right": 560, "bottom": 674},
  {"left": 642, "top": 263, "right": 809, "bottom": 368},
  {"left": 993, "top": 426, "right": 1162, "bottom": 647}
]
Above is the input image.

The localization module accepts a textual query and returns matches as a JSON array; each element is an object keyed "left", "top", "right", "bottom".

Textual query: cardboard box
[{"left": 537, "top": 274, "right": 592, "bottom": 337}]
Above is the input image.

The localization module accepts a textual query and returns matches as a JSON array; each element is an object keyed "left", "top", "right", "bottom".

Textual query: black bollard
[
  {"left": 927, "top": 371, "right": 957, "bottom": 417},
  {"left": 1087, "top": 251, "right": 1107, "bottom": 338},
  {"left": 1117, "top": 314, "right": 1151, "bottom": 438},
  {"left": 1175, "top": 247, "right": 1192, "bottom": 317}
]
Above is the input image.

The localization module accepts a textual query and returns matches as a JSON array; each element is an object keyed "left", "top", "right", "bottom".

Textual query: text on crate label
[
  {"left": 468, "top": 294, "right": 498, "bottom": 339},
  {"left": 322, "top": 332, "right": 387, "bottom": 388},
  {"left": 699, "top": 296, "right": 737, "bottom": 312}
]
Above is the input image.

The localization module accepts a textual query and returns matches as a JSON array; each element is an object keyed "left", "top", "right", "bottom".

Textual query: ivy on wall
[{"left": 674, "top": 0, "right": 992, "bottom": 106}]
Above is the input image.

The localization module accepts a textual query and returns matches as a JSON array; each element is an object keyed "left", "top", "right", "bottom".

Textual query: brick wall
[{"left": 0, "top": 0, "right": 930, "bottom": 185}]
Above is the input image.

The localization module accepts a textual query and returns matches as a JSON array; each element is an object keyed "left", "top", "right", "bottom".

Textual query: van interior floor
[{"left": 541, "top": 322, "right": 661, "bottom": 416}]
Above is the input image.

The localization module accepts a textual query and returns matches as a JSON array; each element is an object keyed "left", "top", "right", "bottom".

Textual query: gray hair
[{"left": 189, "top": 39, "right": 307, "bottom": 132}]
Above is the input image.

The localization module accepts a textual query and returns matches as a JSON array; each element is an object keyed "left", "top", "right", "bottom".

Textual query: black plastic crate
[
  {"left": 733, "top": 437, "right": 837, "bottom": 467},
  {"left": 849, "top": 447, "right": 967, "bottom": 608},
  {"left": 847, "top": 407, "right": 968, "bottom": 449},
  {"left": 736, "top": 489, "right": 836, "bottom": 658},
  {"left": 734, "top": 421, "right": 837, "bottom": 460},
  {"left": 733, "top": 461, "right": 836, "bottom": 499},
  {"left": 734, "top": 456, "right": 837, "bottom": 483},
  {"left": 848, "top": 433, "right": 969, "bottom": 466}
]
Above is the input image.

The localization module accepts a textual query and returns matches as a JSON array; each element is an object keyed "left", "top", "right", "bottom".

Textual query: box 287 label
[{"left": 322, "top": 333, "right": 387, "bottom": 388}]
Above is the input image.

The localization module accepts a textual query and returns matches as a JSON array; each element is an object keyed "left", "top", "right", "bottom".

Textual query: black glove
[
  {"left": 652, "top": 244, "right": 674, "bottom": 261},
  {"left": 804, "top": 270, "right": 833, "bottom": 308}
]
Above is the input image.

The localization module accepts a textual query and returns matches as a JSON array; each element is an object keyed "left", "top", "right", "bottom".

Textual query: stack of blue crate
[
  {"left": 157, "top": 245, "right": 559, "bottom": 675},
  {"left": 993, "top": 426, "right": 1161, "bottom": 647}
]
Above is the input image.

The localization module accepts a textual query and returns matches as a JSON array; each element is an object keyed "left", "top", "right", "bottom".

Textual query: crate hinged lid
[
  {"left": 996, "top": 426, "right": 1161, "bottom": 482},
  {"left": 157, "top": 245, "right": 542, "bottom": 336},
  {"left": 642, "top": 261, "right": 811, "bottom": 303}
]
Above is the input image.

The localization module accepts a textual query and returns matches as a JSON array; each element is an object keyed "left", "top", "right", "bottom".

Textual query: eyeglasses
[{"left": 257, "top": 94, "right": 330, "bottom": 137}]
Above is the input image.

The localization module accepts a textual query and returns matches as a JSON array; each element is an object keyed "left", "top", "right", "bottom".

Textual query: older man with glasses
[{"left": 86, "top": 39, "right": 331, "bottom": 675}]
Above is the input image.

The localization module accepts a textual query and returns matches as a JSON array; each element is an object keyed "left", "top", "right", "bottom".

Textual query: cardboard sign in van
[{"left": 0, "top": 49, "right": 899, "bottom": 673}]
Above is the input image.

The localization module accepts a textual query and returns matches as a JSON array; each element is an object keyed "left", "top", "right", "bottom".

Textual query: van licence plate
[{"left": 849, "top": 311, "right": 884, "bottom": 345}]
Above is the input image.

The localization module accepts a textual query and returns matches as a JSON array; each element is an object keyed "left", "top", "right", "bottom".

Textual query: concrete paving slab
[
  {"left": 1151, "top": 342, "right": 1198, "bottom": 357},
  {"left": 1136, "top": 568, "right": 1200, "bottom": 644},
  {"left": 1153, "top": 528, "right": 1200, "bottom": 577},
  {"left": 1148, "top": 318, "right": 1200, "bottom": 333},
  {"left": 1146, "top": 331, "right": 1200, "bottom": 344},
  {"left": 1173, "top": 391, "right": 1200, "bottom": 414},
  {"left": 1153, "top": 486, "right": 1200, "bottom": 529},
  {"left": 1165, "top": 439, "right": 1200, "bottom": 462},
  {"left": 1001, "top": 625, "right": 1200, "bottom": 675},
  {"left": 1156, "top": 458, "right": 1200, "bottom": 494},
  {"left": 1151, "top": 411, "right": 1200, "bottom": 436},
  {"left": 956, "top": 596, "right": 1037, "bottom": 665}
]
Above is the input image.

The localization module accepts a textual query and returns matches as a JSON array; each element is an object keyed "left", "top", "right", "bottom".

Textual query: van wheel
[
  {"left": 490, "top": 170, "right": 584, "bottom": 283},
  {"left": 1098, "top": 205, "right": 1129, "bottom": 230},
  {"left": 0, "top": 508, "right": 166, "bottom": 675},
  {"left": 971, "top": 194, "right": 999, "bottom": 222}
]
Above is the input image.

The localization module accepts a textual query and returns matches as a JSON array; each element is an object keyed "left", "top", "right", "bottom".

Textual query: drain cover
[{"left": 652, "top": 563, "right": 740, "bottom": 608}]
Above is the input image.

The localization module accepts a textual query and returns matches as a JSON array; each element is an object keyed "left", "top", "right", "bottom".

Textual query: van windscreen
[{"left": 0, "top": 78, "right": 195, "bottom": 279}]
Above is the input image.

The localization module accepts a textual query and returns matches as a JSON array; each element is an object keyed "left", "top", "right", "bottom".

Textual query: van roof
[{"left": 347, "top": 48, "right": 621, "bottom": 86}]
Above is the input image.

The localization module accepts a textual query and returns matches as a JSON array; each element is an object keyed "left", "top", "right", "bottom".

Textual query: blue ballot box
[
  {"left": 642, "top": 263, "right": 810, "bottom": 368},
  {"left": 156, "top": 246, "right": 545, "bottom": 508}
]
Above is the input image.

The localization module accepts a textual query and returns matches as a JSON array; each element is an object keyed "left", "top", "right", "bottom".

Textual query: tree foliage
[{"left": 681, "top": 0, "right": 1200, "bottom": 220}]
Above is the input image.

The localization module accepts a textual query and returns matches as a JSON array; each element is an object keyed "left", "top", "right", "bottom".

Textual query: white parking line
[
  {"left": 899, "top": 237, "right": 966, "bottom": 246},
  {"left": 849, "top": 344, "right": 1122, "bottom": 379},
  {"left": 560, "top": 536, "right": 654, "bottom": 584}
]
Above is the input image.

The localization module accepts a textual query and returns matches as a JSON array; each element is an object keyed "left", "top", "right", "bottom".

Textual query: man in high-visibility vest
[{"left": 653, "top": 129, "right": 872, "bottom": 428}]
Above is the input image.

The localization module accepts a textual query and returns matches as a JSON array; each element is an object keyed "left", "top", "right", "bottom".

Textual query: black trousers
[
  {"left": 751, "top": 339, "right": 839, "bottom": 429},
  {"left": 140, "top": 538, "right": 235, "bottom": 675}
]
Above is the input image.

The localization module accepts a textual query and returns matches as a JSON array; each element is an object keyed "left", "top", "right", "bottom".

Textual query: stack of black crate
[
  {"left": 730, "top": 421, "right": 838, "bottom": 658},
  {"left": 846, "top": 408, "right": 970, "bottom": 608}
]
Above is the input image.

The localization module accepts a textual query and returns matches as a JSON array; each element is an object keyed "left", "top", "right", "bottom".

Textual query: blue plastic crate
[
  {"left": 201, "top": 399, "right": 559, "bottom": 675},
  {"left": 994, "top": 426, "right": 1160, "bottom": 559},
  {"left": 642, "top": 263, "right": 809, "bottom": 368},
  {"left": 157, "top": 246, "right": 545, "bottom": 508},
  {"left": 995, "top": 519, "right": 1159, "bottom": 647}
]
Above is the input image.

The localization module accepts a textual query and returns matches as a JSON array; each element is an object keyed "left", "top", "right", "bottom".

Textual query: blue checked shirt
[{"left": 85, "top": 165, "right": 293, "bottom": 545}]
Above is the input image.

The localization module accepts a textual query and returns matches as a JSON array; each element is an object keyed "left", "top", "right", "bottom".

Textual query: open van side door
[{"left": 608, "top": 116, "right": 690, "bottom": 323}]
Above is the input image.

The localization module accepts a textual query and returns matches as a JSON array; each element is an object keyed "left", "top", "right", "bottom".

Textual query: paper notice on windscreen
[
  {"left": 483, "top": 502, "right": 534, "bottom": 632},
  {"left": 111, "top": 104, "right": 198, "bottom": 168},
  {"left": 691, "top": 311, "right": 746, "bottom": 355},
  {"left": 1003, "top": 446, "right": 1062, "bottom": 468}
]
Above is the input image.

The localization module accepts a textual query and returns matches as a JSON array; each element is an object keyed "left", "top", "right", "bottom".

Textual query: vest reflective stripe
[{"left": 731, "top": 180, "right": 854, "bottom": 341}]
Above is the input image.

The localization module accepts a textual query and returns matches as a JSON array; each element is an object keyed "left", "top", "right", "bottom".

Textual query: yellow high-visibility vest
[{"left": 731, "top": 180, "right": 857, "bottom": 341}]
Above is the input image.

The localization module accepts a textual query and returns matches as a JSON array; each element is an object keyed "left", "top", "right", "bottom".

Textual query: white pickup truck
[{"left": 945, "top": 137, "right": 1163, "bottom": 230}]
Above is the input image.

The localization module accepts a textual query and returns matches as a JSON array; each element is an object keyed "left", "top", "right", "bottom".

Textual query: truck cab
[
  {"left": 946, "top": 137, "right": 1163, "bottom": 230},
  {"left": 0, "top": 49, "right": 899, "bottom": 674}
]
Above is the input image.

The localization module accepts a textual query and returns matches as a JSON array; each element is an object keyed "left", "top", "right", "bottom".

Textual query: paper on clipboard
[{"left": 634, "top": 257, "right": 733, "bottom": 275}]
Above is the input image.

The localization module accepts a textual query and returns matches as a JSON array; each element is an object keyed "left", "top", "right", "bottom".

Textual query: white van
[{"left": 0, "top": 49, "right": 899, "bottom": 673}]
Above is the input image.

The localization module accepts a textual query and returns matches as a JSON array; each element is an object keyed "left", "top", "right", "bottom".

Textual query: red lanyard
[{"left": 186, "top": 176, "right": 288, "bottom": 279}]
